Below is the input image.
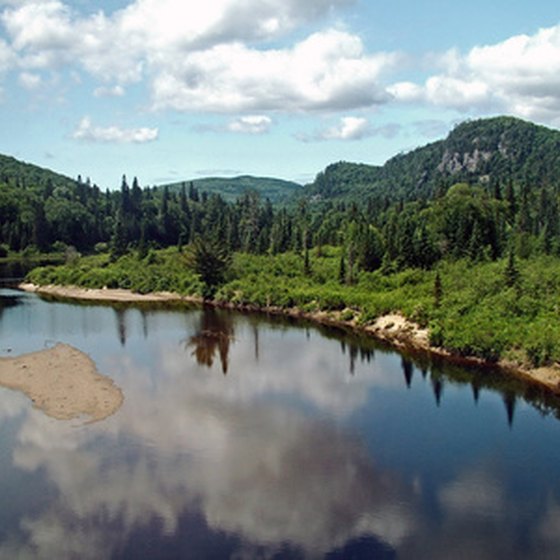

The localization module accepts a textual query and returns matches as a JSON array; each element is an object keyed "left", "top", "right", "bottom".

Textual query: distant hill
[
  {"left": 306, "top": 116, "right": 560, "bottom": 202},
  {"left": 163, "top": 175, "right": 302, "bottom": 204},
  {"left": 0, "top": 153, "right": 79, "bottom": 192}
]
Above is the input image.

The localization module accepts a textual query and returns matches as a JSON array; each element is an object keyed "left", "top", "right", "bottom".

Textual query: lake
[{"left": 1, "top": 288, "right": 560, "bottom": 559}]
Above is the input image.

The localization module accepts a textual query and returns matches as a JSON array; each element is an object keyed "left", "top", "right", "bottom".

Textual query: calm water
[{"left": 1, "top": 288, "right": 560, "bottom": 559}]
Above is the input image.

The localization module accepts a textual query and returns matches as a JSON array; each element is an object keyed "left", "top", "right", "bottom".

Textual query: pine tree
[
  {"left": 187, "top": 236, "right": 232, "bottom": 300},
  {"left": 304, "top": 246, "right": 311, "bottom": 276},
  {"left": 468, "top": 220, "right": 485, "bottom": 261},
  {"left": 504, "top": 248, "right": 519, "bottom": 287},
  {"left": 505, "top": 180, "right": 517, "bottom": 225},
  {"left": 338, "top": 254, "right": 346, "bottom": 285},
  {"left": 434, "top": 271, "right": 442, "bottom": 308},
  {"left": 137, "top": 220, "right": 148, "bottom": 260},
  {"left": 110, "top": 213, "right": 128, "bottom": 261}
]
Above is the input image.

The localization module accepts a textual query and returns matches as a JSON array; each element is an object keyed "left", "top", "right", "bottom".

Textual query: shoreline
[{"left": 18, "top": 282, "right": 560, "bottom": 396}]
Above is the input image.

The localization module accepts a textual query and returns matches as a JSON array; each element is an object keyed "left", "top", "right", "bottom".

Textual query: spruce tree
[
  {"left": 304, "top": 246, "right": 311, "bottom": 276},
  {"left": 338, "top": 254, "right": 346, "bottom": 285},
  {"left": 504, "top": 248, "right": 519, "bottom": 287},
  {"left": 434, "top": 271, "right": 442, "bottom": 308}
]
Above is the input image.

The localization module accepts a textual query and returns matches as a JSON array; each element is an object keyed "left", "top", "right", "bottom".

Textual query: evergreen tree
[
  {"left": 187, "top": 236, "right": 232, "bottom": 300},
  {"left": 505, "top": 180, "right": 517, "bottom": 225},
  {"left": 137, "top": 220, "right": 148, "bottom": 259},
  {"left": 468, "top": 220, "right": 485, "bottom": 261},
  {"left": 434, "top": 271, "right": 442, "bottom": 308},
  {"left": 504, "top": 248, "right": 519, "bottom": 287},
  {"left": 338, "top": 253, "right": 346, "bottom": 285},
  {"left": 110, "top": 213, "right": 128, "bottom": 261},
  {"left": 304, "top": 245, "right": 311, "bottom": 276}
]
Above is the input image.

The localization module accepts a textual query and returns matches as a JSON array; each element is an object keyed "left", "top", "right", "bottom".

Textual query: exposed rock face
[{"left": 437, "top": 147, "right": 493, "bottom": 175}]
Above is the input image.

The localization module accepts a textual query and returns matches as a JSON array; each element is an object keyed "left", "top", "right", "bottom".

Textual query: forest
[{"left": 5, "top": 115, "right": 560, "bottom": 369}]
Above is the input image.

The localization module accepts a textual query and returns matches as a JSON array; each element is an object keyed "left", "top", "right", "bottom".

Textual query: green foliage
[{"left": 186, "top": 237, "right": 232, "bottom": 299}]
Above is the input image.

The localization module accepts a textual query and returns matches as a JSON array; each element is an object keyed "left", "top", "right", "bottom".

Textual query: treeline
[{"left": 3, "top": 163, "right": 560, "bottom": 277}]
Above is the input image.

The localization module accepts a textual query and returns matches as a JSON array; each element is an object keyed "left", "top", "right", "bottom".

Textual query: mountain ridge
[{"left": 305, "top": 116, "right": 560, "bottom": 202}]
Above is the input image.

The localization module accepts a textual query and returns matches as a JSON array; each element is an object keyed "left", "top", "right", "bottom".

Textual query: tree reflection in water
[{"left": 187, "top": 306, "right": 234, "bottom": 374}]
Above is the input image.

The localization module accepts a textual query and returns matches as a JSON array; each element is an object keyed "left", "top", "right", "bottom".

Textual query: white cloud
[
  {"left": 387, "top": 81, "right": 423, "bottom": 103},
  {"left": 73, "top": 116, "right": 158, "bottom": 143},
  {"left": 3, "top": 1, "right": 560, "bottom": 125},
  {"left": 298, "top": 117, "right": 401, "bottom": 142},
  {"left": 18, "top": 70, "right": 40, "bottom": 89},
  {"left": 0, "top": 1, "right": 391, "bottom": 113},
  {"left": 151, "top": 30, "right": 394, "bottom": 112},
  {"left": 115, "top": 0, "right": 353, "bottom": 49},
  {"left": 2, "top": 1, "right": 143, "bottom": 81},
  {"left": 93, "top": 84, "right": 125, "bottom": 97},
  {"left": 391, "top": 24, "right": 560, "bottom": 124},
  {"left": 323, "top": 116, "right": 371, "bottom": 140},
  {"left": 227, "top": 115, "right": 272, "bottom": 134}
]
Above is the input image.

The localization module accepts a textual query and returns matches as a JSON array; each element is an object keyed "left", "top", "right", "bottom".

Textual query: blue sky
[{"left": 0, "top": 0, "right": 559, "bottom": 189}]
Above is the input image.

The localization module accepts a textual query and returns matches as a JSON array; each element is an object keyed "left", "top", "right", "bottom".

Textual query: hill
[
  {"left": 163, "top": 175, "right": 302, "bottom": 204},
  {"left": 0, "top": 153, "right": 79, "bottom": 192},
  {"left": 306, "top": 116, "right": 560, "bottom": 202}
]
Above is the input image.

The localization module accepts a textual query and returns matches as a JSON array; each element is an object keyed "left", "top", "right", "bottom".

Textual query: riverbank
[
  {"left": 19, "top": 282, "right": 560, "bottom": 396},
  {"left": 0, "top": 342, "right": 124, "bottom": 422}
]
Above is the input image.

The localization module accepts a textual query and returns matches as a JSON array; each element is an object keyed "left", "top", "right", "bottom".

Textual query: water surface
[{"left": 1, "top": 289, "right": 560, "bottom": 559}]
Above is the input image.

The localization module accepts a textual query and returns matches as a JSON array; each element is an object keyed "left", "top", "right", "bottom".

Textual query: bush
[
  {"left": 429, "top": 321, "right": 444, "bottom": 347},
  {"left": 525, "top": 320, "right": 558, "bottom": 367}
]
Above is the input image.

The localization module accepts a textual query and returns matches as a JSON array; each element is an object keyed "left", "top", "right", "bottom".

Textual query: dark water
[
  {"left": 0, "top": 259, "right": 61, "bottom": 287},
  {"left": 1, "top": 289, "right": 560, "bottom": 559},
  {"left": 0, "top": 261, "right": 33, "bottom": 285}
]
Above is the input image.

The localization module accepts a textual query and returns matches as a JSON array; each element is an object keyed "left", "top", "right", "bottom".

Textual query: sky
[{"left": 0, "top": 0, "right": 559, "bottom": 189}]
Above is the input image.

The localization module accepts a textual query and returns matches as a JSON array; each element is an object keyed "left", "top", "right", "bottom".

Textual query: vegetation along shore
[
  {"left": 4, "top": 115, "right": 560, "bottom": 394},
  {"left": 21, "top": 246, "right": 560, "bottom": 396}
]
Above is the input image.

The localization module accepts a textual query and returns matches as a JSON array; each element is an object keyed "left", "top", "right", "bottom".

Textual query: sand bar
[
  {"left": 19, "top": 283, "right": 196, "bottom": 303},
  {"left": 0, "top": 343, "right": 123, "bottom": 422}
]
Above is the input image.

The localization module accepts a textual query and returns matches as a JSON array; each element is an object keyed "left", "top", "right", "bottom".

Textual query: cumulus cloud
[
  {"left": 227, "top": 115, "right": 272, "bottom": 134},
  {"left": 298, "top": 117, "right": 400, "bottom": 142},
  {"left": 18, "top": 70, "right": 40, "bottom": 89},
  {"left": 0, "top": 1, "right": 392, "bottom": 113},
  {"left": 3, "top": 1, "right": 560, "bottom": 125},
  {"left": 93, "top": 84, "right": 125, "bottom": 97},
  {"left": 73, "top": 116, "right": 158, "bottom": 143},
  {"left": 322, "top": 116, "right": 371, "bottom": 140},
  {"left": 390, "top": 24, "right": 560, "bottom": 124},
  {"left": 150, "top": 30, "right": 395, "bottom": 112},
  {"left": 116, "top": 0, "right": 354, "bottom": 49}
]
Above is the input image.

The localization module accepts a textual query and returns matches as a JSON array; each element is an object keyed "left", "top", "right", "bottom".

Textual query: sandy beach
[
  {"left": 0, "top": 343, "right": 124, "bottom": 422},
  {"left": 18, "top": 282, "right": 197, "bottom": 303}
]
